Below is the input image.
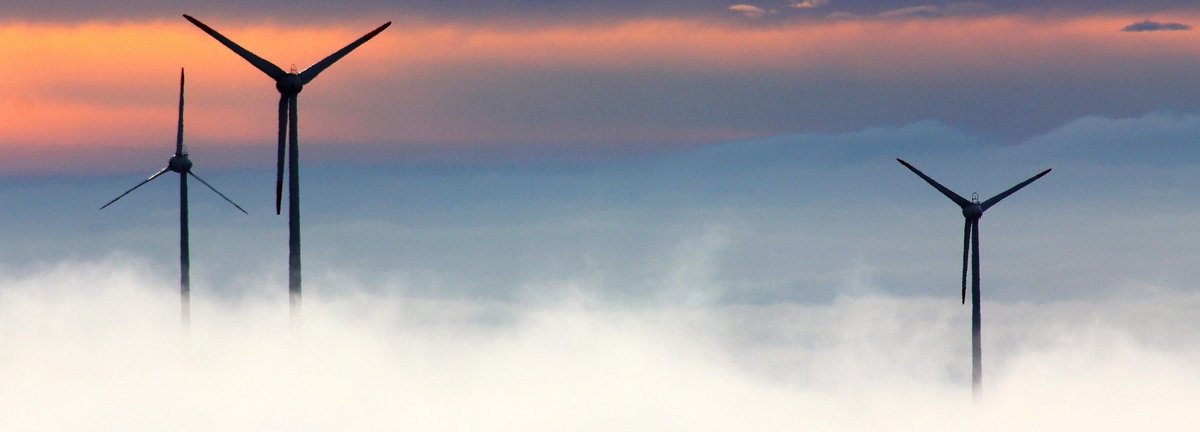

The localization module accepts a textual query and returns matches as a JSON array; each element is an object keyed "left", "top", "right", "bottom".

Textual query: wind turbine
[
  {"left": 183, "top": 15, "right": 391, "bottom": 317},
  {"left": 897, "top": 159, "right": 1050, "bottom": 398},
  {"left": 101, "top": 68, "right": 248, "bottom": 328}
]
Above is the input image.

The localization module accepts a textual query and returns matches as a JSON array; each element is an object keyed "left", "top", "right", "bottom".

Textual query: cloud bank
[
  {"left": 21, "top": 111, "right": 1200, "bottom": 305},
  {"left": 1, "top": 258, "right": 1199, "bottom": 430}
]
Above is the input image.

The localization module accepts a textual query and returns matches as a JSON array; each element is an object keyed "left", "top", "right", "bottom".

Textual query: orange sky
[{"left": 0, "top": 14, "right": 1196, "bottom": 173}]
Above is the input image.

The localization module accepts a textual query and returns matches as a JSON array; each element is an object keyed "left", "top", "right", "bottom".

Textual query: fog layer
[{"left": 1, "top": 259, "right": 1197, "bottom": 430}]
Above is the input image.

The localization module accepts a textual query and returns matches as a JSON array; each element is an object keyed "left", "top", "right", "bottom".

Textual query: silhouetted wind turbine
[
  {"left": 897, "top": 159, "right": 1050, "bottom": 399},
  {"left": 183, "top": 15, "right": 391, "bottom": 319},
  {"left": 101, "top": 68, "right": 247, "bottom": 328}
]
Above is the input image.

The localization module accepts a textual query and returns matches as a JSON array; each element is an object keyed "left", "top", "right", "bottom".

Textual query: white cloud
[
  {"left": 791, "top": 0, "right": 829, "bottom": 9},
  {"left": 728, "top": 4, "right": 769, "bottom": 18}
]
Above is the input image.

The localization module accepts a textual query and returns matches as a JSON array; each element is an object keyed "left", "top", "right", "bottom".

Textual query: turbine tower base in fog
[
  {"left": 971, "top": 219, "right": 981, "bottom": 399},
  {"left": 181, "top": 166, "right": 190, "bottom": 328}
]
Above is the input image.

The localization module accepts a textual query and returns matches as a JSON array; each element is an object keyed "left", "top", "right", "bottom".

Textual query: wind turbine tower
[
  {"left": 101, "top": 68, "right": 247, "bottom": 327},
  {"left": 183, "top": 15, "right": 391, "bottom": 319},
  {"left": 897, "top": 159, "right": 1050, "bottom": 399}
]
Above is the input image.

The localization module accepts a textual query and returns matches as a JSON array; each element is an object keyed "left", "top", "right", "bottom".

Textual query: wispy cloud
[
  {"left": 1121, "top": 19, "right": 1192, "bottom": 32},
  {"left": 728, "top": 4, "right": 768, "bottom": 18},
  {"left": 833, "top": 3, "right": 994, "bottom": 20},
  {"left": 730, "top": 0, "right": 828, "bottom": 19},
  {"left": 879, "top": 5, "right": 945, "bottom": 19},
  {"left": 790, "top": 0, "right": 828, "bottom": 8}
]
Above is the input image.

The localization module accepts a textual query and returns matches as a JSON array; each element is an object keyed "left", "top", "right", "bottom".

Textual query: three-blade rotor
[
  {"left": 183, "top": 15, "right": 391, "bottom": 214},
  {"left": 896, "top": 159, "right": 1050, "bottom": 304},
  {"left": 101, "top": 68, "right": 247, "bottom": 214}
]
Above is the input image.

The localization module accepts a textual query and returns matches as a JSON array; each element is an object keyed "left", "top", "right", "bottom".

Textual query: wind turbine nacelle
[
  {"left": 276, "top": 74, "right": 304, "bottom": 95},
  {"left": 962, "top": 204, "right": 983, "bottom": 219},
  {"left": 169, "top": 155, "right": 193, "bottom": 173}
]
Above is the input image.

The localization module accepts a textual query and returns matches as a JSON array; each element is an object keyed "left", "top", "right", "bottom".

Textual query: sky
[
  {"left": 1, "top": 0, "right": 1200, "bottom": 172},
  {"left": 3, "top": 1, "right": 1200, "bottom": 429}
]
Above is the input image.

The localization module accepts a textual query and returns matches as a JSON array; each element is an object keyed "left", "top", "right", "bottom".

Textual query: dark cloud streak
[{"left": 1121, "top": 19, "right": 1192, "bottom": 32}]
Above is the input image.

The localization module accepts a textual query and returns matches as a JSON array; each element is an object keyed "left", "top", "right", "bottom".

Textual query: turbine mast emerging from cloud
[
  {"left": 183, "top": 15, "right": 391, "bottom": 321},
  {"left": 897, "top": 158, "right": 1050, "bottom": 399},
  {"left": 100, "top": 68, "right": 247, "bottom": 329}
]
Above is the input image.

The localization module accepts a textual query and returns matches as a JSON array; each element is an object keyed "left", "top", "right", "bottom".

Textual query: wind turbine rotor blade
[
  {"left": 276, "top": 95, "right": 288, "bottom": 215},
  {"left": 99, "top": 168, "right": 170, "bottom": 210},
  {"left": 980, "top": 168, "right": 1052, "bottom": 211},
  {"left": 962, "top": 218, "right": 970, "bottom": 304},
  {"left": 298, "top": 21, "right": 392, "bottom": 85},
  {"left": 896, "top": 159, "right": 971, "bottom": 208},
  {"left": 189, "top": 171, "right": 248, "bottom": 214},
  {"left": 183, "top": 15, "right": 288, "bottom": 80},
  {"left": 177, "top": 68, "right": 186, "bottom": 155}
]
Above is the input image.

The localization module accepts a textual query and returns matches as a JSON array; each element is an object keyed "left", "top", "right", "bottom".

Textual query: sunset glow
[{"left": 0, "top": 12, "right": 1196, "bottom": 172}]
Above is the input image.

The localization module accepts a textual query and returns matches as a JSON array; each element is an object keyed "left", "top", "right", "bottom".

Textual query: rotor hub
[
  {"left": 168, "top": 154, "right": 193, "bottom": 173},
  {"left": 276, "top": 74, "right": 304, "bottom": 95},
  {"left": 962, "top": 204, "right": 983, "bottom": 219}
]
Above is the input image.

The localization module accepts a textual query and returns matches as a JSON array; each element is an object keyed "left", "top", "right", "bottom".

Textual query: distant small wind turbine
[
  {"left": 183, "top": 14, "right": 391, "bottom": 318},
  {"left": 101, "top": 68, "right": 247, "bottom": 328},
  {"left": 897, "top": 158, "right": 1050, "bottom": 399}
]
